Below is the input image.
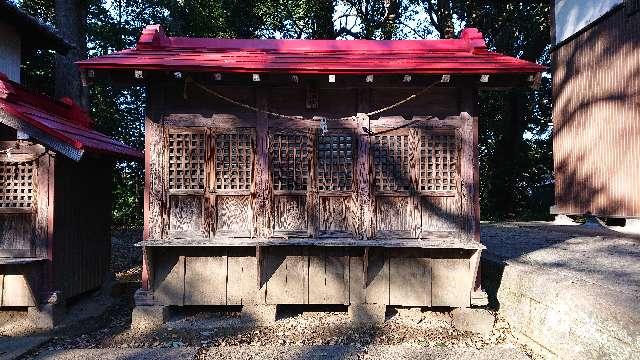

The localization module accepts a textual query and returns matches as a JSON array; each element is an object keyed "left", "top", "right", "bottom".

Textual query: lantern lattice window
[
  {"left": 0, "top": 160, "right": 35, "bottom": 209},
  {"left": 214, "top": 133, "right": 253, "bottom": 191},
  {"left": 270, "top": 133, "right": 310, "bottom": 192},
  {"left": 419, "top": 133, "right": 458, "bottom": 192},
  {"left": 167, "top": 132, "right": 206, "bottom": 191},
  {"left": 317, "top": 133, "right": 354, "bottom": 192},
  {"left": 372, "top": 134, "right": 411, "bottom": 192}
]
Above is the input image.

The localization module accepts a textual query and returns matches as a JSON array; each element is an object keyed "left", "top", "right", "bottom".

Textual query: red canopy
[
  {"left": 77, "top": 25, "right": 544, "bottom": 75},
  {"left": 0, "top": 74, "right": 142, "bottom": 160}
]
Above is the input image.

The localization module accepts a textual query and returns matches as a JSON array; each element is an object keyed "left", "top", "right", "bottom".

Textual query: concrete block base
[
  {"left": 451, "top": 308, "right": 495, "bottom": 335},
  {"left": 241, "top": 305, "right": 277, "bottom": 325},
  {"left": 348, "top": 304, "right": 386, "bottom": 325},
  {"left": 27, "top": 304, "right": 64, "bottom": 329},
  {"left": 131, "top": 305, "right": 168, "bottom": 330}
]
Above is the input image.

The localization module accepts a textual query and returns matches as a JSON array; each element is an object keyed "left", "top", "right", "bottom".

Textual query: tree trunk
[
  {"left": 437, "top": 0, "right": 454, "bottom": 38},
  {"left": 55, "top": 0, "right": 88, "bottom": 109},
  {"left": 489, "top": 88, "right": 527, "bottom": 219},
  {"left": 311, "top": 0, "right": 336, "bottom": 39}
]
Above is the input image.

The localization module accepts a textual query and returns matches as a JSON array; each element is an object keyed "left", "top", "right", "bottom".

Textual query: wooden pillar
[
  {"left": 307, "top": 129, "right": 318, "bottom": 236},
  {"left": 459, "top": 86, "right": 480, "bottom": 243},
  {"left": 253, "top": 87, "right": 271, "bottom": 239},
  {"left": 45, "top": 154, "right": 56, "bottom": 296},
  {"left": 459, "top": 84, "right": 481, "bottom": 293},
  {"left": 142, "top": 82, "right": 165, "bottom": 290},
  {"left": 356, "top": 88, "right": 373, "bottom": 239},
  {"left": 408, "top": 128, "right": 421, "bottom": 238}
]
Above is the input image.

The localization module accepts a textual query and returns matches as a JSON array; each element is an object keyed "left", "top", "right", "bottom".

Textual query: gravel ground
[
  {"left": 21, "top": 302, "right": 532, "bottom": 359},
  {"left": 7, "top": 227, "right": 538, "bottom": 359},
  {"left": 37, "top": 344, "right": 529, "bottom": 360}
]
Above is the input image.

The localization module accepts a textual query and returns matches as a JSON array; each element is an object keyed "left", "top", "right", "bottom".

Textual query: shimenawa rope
[{"left": 184, "top": 76, "right": 441, "bottom": 127}]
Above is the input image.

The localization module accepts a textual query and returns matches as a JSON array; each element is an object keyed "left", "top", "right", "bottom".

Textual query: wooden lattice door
[
  {"left": 317, "top": 130, "right": 357, "bottom": 236},
  {"left": 210, "top": 129, "right": 255, "bottom": 237},
  {"left": 0, "top": 158, "right": 36, "bottom": 257},
  {"left": 166, "top": 129, "right": 207, "bottom": 238},
  {"left": 269, "top": 129, "right": 313, "bottom": 237},
  {"left": 371, "top": 128, "right": 461, "bottom": 238}
]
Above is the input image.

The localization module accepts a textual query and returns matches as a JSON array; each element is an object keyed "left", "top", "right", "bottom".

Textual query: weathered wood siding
[
  {"left": 152, "top": 246, "right": 475, "bottom": 307},
  {"left": 52, "top": 156, "right": 113, "bottom": 299},
  {"left": 0, "top": 263, "right": 40, "bottom": 306},
  {"left": 553, "top": 6, "right": 640, "bottom": 217}
]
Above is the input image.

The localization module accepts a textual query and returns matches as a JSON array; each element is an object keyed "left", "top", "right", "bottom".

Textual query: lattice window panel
[
  {"left": 420, "top": 133, "right": 458, "bottom": 192},
  {"left": 318, "top": 134, "right": 354, "bottom": 191},
  {"left": 372, "top": 134, "right": 411, "bottom": 192},
  {"left": 167, "top": 132, "right": 206, "bottom": 191},
  {"left": 0, "top": 161, "right": 35, "bottom": 209},
  {"left": 270, "top": 133, "right": 309, "bottom": 191},
  {"left": 214, "top": 133, "right": 253, "bottom": 191}
]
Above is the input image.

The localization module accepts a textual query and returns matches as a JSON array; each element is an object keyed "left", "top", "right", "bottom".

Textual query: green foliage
[{"left": 17, "top": 0, "right": 554, "bottom": 225}]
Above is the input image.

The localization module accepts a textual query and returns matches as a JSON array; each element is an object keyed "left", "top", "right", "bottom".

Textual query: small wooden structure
[
  {"left": 552, "top": 1, "right": 640, "bottom": 220},
  {"left": 0, "top": 3, "right": 141, "bottom": 325},
  {"left": 79, "top": 25, "right": 542, "bottom": 321},
  {"left": 0, "top": 75, "right": 141, "bottom": 315}
]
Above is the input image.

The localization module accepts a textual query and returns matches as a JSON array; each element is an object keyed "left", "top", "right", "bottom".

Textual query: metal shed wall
[{"left": 553, "top": 6, "right": 640, "bottom": 218}]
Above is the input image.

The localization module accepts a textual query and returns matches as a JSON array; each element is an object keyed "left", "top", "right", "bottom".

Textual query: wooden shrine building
[
  {"left": 0, "top": 75, "right": 141, "bottom": 322},
  {"left": 0, "top": 1, "right": 142, "bottom": 327},
  {"left": 79, "top": 25, "right": 543, "bottom": 323}
]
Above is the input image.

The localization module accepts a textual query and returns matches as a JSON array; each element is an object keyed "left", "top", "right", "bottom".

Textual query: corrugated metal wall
[{"left": 553, "top": 6, "right": 640, "bottom": 218}]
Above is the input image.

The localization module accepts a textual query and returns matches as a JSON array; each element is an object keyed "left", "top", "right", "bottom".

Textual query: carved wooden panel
[
  {"left": 0, "top": 213, "right": 33, "bottom": 256},
  {"left": 273, "top": 195, "right": 307, "bottom": 234},
  {"left": 372, "top": 134, "right": 411, "bottom": 192},
  {"left": 420, "top": 132, "right": 458, "bottom": 193},
  {"left": 375, "top": 196, "right": 411, "bottom": 235},
  {"left": 214, "top": 132, "right": 253, "bottom": 191},
  {"left": 0, "top": 160, "right": 35, "bottom": 210},
  {"left": 270, "top": 133, "right": 310, "bottom": 192},
  {"left": 421, "top": 196, "right": 461, "bottom": 232},
  {"left": 168, "top": 132, "right": 206, "bottom": 191},
  {"left": 317, "top": 133, "right": 354, "bottom": 192},
  {"left": 169, "top": 195, "right": 203, "bottom": 233},
  {"left": 216, "top": 195, "right": 252, "bottom": 235},
  {"left": 319, "top": 196, "right": 355, "bottom": 235}
]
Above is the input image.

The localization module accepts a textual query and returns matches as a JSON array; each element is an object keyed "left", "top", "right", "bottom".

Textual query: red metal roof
[
  {"left": 0, "top": 74, "right": 142, "bottom": 160},
  {"left": 77, "top": 25, "right": 544, "bottom": 75}
]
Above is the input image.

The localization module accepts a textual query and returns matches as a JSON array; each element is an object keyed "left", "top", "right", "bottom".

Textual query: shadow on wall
[{"left": 553, "top": 7, "right": 640, "bottom": 218}]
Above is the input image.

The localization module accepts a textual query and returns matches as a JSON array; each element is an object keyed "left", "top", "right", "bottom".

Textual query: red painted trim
[{"left": 0, "top": 75, "right": 142, "bottom": 159}]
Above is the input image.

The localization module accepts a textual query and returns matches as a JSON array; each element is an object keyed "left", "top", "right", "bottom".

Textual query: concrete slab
[
  {"left": 482, "top": 222, "right": 640, "bottom": 360},
  {"left": 0, "top": 335, "right": 50, "bottom": 360}
]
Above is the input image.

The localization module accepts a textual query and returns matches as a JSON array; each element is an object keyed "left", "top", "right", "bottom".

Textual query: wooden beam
[{"left": 162, "top": 114, "right": 464, "bottom": 130}]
